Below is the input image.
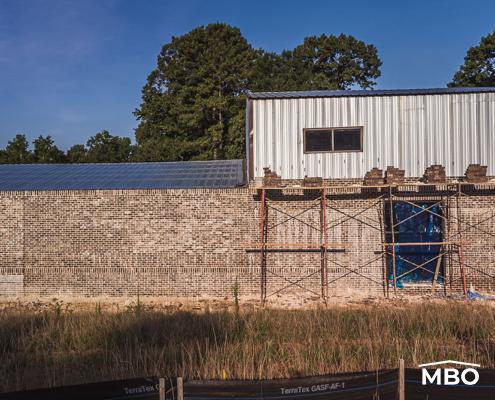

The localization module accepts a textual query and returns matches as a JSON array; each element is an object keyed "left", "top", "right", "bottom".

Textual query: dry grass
[{"left": 1, "top": 300, "right": 494, "bottom": 392}]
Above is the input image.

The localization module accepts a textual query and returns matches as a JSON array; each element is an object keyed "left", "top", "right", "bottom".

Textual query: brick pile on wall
[
  {"left": 363, "top": 168, "right": 384, "bottom": 186},
  {"left": 465, "top": 164, "right": 488, "bottom": 183},
  {"left": 422, "top": 165, "right": 447, "bottom": 184},
  {"left": 385, "top": 166, "right": 405, "bottom": 185},
  {"left": 263, "top": 168, "right": 281, "bottom": 187},
  {"left": 303, "top": 177, "right": 323, "bottom": 187}
]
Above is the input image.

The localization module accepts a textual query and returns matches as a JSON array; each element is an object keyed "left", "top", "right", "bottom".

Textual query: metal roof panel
[{"left": 0, "top": 160, "right": 245, "bottom": 191}]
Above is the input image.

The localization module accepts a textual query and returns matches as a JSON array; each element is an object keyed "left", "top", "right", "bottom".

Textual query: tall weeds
[{"left": 0, "top": 302, "right": 494, "bottom": 392}]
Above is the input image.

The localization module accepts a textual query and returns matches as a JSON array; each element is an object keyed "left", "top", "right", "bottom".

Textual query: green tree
[
  {"left": 135, "top": 25, "right": 382, "bottom": 162},
  {"left": 249, "top": 50, "right": 293, "bottom": 92},
  {"left": 131, "top": 136, "right": 197, "bottom": 162},
  {"left": 33, "top": 135, "right": 66, "bottom": 163},
  {"left": 85, "top": 130, "right": 132, "bottom": 163},
  {"left": 287, "top": 34, "right": 382, "bottom": 90},
  {"left": 250, "top": 35, "right": 382, "bottom": 92},
  {"left": 135, "top": 23, "right": 258, "bottom": 161},
  {"left": 0, "top": 134, "right": 33, "bottom": 163},
  {"left": 449, "top": 31, "right": 495, "bottom": 87},
  {"left": 66, "top": 144, "right": 88, "bottom": 163}
]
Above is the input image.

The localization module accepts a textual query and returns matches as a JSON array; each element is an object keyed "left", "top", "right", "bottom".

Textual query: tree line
[
  {"left": 0, "top": 131, "right": 132, "bottom": 164},
  {"left": 1, "top": 24, "right": 494, "bottom": 164}
]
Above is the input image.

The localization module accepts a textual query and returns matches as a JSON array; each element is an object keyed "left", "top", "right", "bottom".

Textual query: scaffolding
[{"left": 247, "top": 182, "right": 495, "bottom": 304}]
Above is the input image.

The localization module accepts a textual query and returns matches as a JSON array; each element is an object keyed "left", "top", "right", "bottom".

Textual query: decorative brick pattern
[{"left": 1, "top": 186, "right": 495, "bottom": 300}]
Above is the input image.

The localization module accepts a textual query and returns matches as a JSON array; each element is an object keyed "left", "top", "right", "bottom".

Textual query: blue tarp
[
  {"left": 467, "top": 290, "right": 495, "bottom": 301},
  {"left": 389, "top": 202, "right": 443, "bottom": 286}
]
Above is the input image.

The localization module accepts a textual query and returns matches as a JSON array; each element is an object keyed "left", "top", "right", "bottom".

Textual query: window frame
[{"left": 303, "top": 126, "right": 364, "bottom": 154}]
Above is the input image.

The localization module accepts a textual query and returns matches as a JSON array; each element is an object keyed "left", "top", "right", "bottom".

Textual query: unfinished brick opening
[{"left": 384, "top": 201, "right": 444, "bottom": 287}]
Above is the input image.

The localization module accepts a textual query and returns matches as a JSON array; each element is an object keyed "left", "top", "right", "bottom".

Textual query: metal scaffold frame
[{"left": 247, "top": 182, "right": 495, "bottom": 304}]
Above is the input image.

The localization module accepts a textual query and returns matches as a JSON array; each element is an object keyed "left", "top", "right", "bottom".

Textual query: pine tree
[{"left": 449, "top": 31, "right": 495, "bottom": 87}]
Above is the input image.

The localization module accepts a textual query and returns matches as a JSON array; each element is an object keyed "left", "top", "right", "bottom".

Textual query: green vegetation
[
  {"left": 449, "top": 31, "right": 495, "bottom": 87},
  {"left": 0, "top": 131, "right": 132, "bottom": 164},
  {"left": 1, "top": 301, "right": 494, "bottom": 392}
]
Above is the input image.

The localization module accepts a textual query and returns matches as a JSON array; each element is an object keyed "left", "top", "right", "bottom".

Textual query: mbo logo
[{"left": 419, "top": 360, "right": 480, "bottom": 386}]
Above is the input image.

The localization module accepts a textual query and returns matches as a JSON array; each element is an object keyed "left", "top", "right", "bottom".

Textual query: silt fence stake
[
  {"left": 399, "top": 358, "right": 405, "bottom": 400},
  {"left": 177, "top": 377, "right": 184, "bottom": 400}
]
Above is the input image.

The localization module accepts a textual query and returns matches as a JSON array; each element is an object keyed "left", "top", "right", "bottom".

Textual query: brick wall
[{"left": 1, "top": 186, "right": 494, "bottom": 300}]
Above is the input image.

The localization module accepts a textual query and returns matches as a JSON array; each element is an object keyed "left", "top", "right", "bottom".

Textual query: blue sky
[{"left": 0, "top": 0, "right": 494, "bottom": 149}]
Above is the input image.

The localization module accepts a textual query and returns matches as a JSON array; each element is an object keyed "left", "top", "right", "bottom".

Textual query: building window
[{"left": 303, "top": 127, "right": 363, "bottom": 153}]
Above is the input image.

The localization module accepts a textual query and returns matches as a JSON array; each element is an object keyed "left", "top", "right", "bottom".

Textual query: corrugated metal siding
[{"left": 252, "top": 93, "right": 495, "bottom": 179}]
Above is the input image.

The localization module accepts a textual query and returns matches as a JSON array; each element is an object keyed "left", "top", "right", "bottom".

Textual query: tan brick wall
[{"left": 0, "top": 187, "right": 494, "bottom": 299}]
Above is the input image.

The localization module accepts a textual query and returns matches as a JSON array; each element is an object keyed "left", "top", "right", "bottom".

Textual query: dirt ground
[{"left": 1, "top": 291, "right": 492, "bottom": 313}]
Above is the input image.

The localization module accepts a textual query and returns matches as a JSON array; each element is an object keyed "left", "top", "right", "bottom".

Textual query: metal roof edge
[
  {"left": 0, "top": 159, "right": 243, "bottom": 167},
  {"left": 247, "top": 87, "right": 495, "bottom": 100}
]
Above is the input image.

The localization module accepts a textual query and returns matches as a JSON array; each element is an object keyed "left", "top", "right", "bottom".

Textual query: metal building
[{"left": 246, "top": 87, "right": 495, "bottom": 180}]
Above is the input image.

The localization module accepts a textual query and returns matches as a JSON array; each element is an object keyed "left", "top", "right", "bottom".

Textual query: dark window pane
[
  {"left": 333, "top": 128, "right": 362, "bottom": 151},
  {"left": 305, "top": 129, "right": 332, "bottom": 152}
]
